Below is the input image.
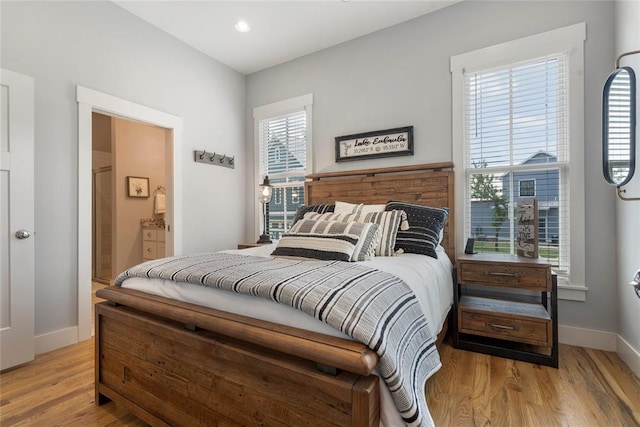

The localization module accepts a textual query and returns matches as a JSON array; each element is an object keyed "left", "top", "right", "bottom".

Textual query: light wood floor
[
  {"left": 2, "top": 336, "right": 638, "bottom": 427},
  {"left": 427, "top": 342, "right": 640, "bottom": 426}
]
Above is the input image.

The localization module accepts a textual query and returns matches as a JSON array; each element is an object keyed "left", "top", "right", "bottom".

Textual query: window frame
[
  {"left": 253, "top": 94, "right": 313, "bottom": 239},
  {"left": 519, "top": 179, "right": 536, "bottom": 197},
  {"left": 451, "top": 23, "right": 586, "bottom": 301}
]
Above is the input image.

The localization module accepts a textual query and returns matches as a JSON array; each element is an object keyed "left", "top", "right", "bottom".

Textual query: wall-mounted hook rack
[{"left": 194, "top": 150, "right": 235, "bottom": 169}]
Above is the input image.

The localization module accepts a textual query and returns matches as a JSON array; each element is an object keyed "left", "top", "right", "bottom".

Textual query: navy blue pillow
[
  {"left": 385, "top": 201, "right": 448, "bottom": 259},
  {"left": 291, "top": 204, "right": 335, "bottom": 226}
]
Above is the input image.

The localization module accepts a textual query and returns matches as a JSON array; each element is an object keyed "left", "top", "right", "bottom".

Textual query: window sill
[{"left": 558, "top": 284, "right": 587, "bottom": 302}]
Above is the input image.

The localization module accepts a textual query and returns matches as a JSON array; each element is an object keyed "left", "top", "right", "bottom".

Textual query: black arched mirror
[{"left": 602, "top": 66, "right": 636, "bottom": 186}]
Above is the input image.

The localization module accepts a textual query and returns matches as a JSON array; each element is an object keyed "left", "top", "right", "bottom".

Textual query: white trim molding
[
  {"left": 252, "top": 93, "right": 314, "bottom": 240},
  {"left": 35, "top": 326, "right": 79, "bottom": 356},
  {"left": 76, "top": 86, "right": 183, "bottom": 343},
  {"left": 617, "top": 335, "right": 640, "bottom": 378},
  {"left": 451, "top": 23, "right": 587, "bottom": 301},
  {"left": 558, "top": 324, "right": 617, "bottom": 351},
  {"left": 559, "top": 325, "right": 640, "bottom": 378},
  {"left": 253, "top": 93, "right": 313, "bottom": 121},
  {"left": 558, "top": 284, "right": 588, "bottom": 302}
]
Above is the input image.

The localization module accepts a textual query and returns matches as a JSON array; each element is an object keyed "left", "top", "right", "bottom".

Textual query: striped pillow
[
  {"left": 385, "top": 201, "right": 449, "bottom": 259},
  {"left": 272, "top": 219, "right": 380, "bottom": 262},
  {"left": 291, "top": 204, "right": 335, "bottom": 226},
  {"left": 304, "top": 210, "right": 406, "bottom": 257},
  {"left": 334, "top": 201, "right": 386, "bottom": 215}
]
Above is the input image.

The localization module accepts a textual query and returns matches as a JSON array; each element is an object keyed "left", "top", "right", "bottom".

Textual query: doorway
[
  {"left": 77, "top": 86, "right": 183, "bottom": 342},
  {"left": 91, "top": 112, "right": 168, "bottom": 286}
]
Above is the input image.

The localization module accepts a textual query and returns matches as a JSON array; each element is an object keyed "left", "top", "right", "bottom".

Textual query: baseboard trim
[
  {"left": 558, "top": 325, "right": 617, "bottom": 351},
  {"left": 617, "top": 335, "right": 640, "bottom": 378},
  {"left": 34, "top": 326, "right": 79, "bottom": 355},
  {"left": 559, "top": 325, "right": 640, "bottom": 377}
]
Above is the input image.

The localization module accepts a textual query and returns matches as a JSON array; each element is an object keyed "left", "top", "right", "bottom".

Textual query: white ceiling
[{"left": 113, "top": 1, "right": 460, "bottom": 75}]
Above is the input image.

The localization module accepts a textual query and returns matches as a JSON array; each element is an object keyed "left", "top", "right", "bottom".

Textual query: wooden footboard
[{"left": 95, "top": 287, "right": 381, "bottom": 426}]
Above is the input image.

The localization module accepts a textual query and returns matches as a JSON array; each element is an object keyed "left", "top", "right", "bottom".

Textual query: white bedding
[{"left": 120, "top": 243, "right": 453, "bottom": 426}]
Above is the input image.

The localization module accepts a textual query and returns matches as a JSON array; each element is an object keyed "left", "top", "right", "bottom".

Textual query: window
[
  {"left": 519, "top": 179, "right": 536, "bottom": 197},
  {"left": 254, "top": 94, "right": 313, "bottom": 239},
  {"left": 452, "top": 24, "right": 586, "bottom": 300},
  {"left": 464, "top": 54, "right": 567, "bottom": 266}
]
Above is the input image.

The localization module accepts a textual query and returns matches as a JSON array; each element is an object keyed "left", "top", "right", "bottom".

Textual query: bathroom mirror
[{"left": 602, "top": 66, "right": 636, "bottom": 187}]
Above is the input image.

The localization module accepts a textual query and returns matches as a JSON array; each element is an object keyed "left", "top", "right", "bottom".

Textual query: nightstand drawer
[
  {"left": 459, "top": 310, "right": 551, "bottom": 346},
  {"left": 459, "top": 296, "right": 551, "bottom": 346},
  {"left": 459, "top": 262, "right": 549, "bottom": 291}
]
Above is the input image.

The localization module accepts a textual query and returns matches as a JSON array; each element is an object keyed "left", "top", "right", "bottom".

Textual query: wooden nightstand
[{"left": 453, "top": 253, "right": 558, "bottom": 368}]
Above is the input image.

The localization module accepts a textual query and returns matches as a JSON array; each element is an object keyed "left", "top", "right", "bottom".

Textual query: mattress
[{"left": 120, "top": 243, "right": 453, "bottom": 426}]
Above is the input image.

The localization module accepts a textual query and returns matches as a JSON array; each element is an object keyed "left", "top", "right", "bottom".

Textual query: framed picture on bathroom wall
[{"left": 127, "top": 176, "right": 149, "bottom": 198}]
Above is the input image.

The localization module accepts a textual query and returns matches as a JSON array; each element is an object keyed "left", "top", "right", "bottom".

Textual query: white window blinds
[
  {"left": 257, "top": 105, "right": 310, "bottom": 239},
  {"left": 463, "top": 53, "right": 570, "bottom": 282},
  {"left": 259, "top": 111, "right": 307, "bottom": 177}
]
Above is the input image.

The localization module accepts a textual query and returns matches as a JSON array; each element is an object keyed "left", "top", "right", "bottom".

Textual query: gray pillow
[{"left": 291, "top": 204, "right": 334, "bottom": 226}]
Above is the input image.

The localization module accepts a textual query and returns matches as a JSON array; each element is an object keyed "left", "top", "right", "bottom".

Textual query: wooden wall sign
[
  {"left": 335, "top": 126, "right": 413, "bottom": 162},
  {"left": 516, "top": 198, "right": 538, "bottom": 258}
]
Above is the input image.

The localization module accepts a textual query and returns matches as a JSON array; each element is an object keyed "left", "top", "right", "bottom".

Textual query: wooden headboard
[{"left": 305, "top": 162, "right": 455, "bottom": 263}]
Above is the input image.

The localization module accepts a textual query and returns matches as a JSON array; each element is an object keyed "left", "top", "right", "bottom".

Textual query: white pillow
[{"left": 334, "top": 201, "right": 386, "bottom": 215}]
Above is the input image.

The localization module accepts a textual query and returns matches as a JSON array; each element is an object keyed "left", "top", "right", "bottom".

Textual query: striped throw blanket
[{"left": 115, "top": 253, "right": 441, "bottom": 427}]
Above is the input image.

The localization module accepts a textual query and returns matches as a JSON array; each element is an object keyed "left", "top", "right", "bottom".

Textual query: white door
[{"left": 0, "top": 69, "right": 35, "bottom": 370}]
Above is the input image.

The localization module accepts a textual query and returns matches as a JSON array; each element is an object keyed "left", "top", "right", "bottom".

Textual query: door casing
[{"left": 77, "top": 86, "right": 183, "bottom": 342}]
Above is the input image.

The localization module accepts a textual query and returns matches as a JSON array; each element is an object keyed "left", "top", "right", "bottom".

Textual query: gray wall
[
  {"left": 246, "top": 1, "right": 619, "bottom": 333},
  {"left": 1, "top": 1, "right": 246, "bottom": 336},
  {"left": 615, "top": 1, "right": 640, "bottom": 360}
]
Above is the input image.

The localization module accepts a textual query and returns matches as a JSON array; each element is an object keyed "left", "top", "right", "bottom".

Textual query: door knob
[{"left": 15, "top": 230, "right": 31, "bottom": 239}]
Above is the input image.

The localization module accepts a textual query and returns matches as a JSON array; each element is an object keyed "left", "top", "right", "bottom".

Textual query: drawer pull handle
[
  {"left": 487, "top": 322, "right": 517, "bottom": 331},
  {"left": 486, "top": 271, "right": 519, "bottom": 278}
]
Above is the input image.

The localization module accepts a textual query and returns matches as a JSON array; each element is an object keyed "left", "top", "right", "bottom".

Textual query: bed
[{"left": 95, "top": 162, "right": 455, "bottom": 427}]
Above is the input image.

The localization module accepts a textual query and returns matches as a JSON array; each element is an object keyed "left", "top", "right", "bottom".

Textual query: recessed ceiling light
[{"left": 235, "top": 20, "right": 250, "bottom": 33}]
